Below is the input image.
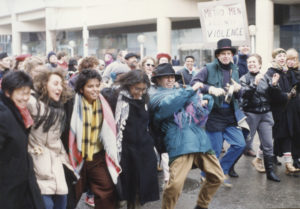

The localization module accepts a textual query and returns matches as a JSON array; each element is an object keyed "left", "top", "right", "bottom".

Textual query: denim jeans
[
  {"left": 42, "top": 195, "right": 67, "bottom": 209},
  {"left": 206, "top": 126, "right": 246, "bottom": 175}
]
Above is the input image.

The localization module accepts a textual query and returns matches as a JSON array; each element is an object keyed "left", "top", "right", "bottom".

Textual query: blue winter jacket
[{"left": 149, "top": 86, "right": 214, "bottom": 160}]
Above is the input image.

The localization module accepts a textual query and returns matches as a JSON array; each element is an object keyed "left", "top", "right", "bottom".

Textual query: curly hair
[
  {"left": 33, "top": 69, "right": 73, "bottom": 104},
  {"left": 75, "top": 69, "right": 102, "bottom": 94},
  {"left": 78, "top": 56, "right": 99, "bottom": 72},
  {"left": 32, "top": 69, "right": 73, "bottom": 132}
]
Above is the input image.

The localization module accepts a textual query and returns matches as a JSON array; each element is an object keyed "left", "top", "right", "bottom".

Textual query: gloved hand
[
  {"left": 208, "top": 86, "right": 225, "bottom": 97},
  {"left": 231, "top": 79, "right": 241, "bottom": 92}
]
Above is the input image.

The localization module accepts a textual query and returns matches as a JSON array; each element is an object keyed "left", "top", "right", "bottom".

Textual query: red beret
[
  {"left": 16, "top": 54, "right": 31, "bottom": 62},
  {"left": 156, "top": 53, "right": 171, "bottom": 61}
]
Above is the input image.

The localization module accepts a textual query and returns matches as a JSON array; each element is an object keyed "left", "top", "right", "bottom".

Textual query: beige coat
[{"left": 27, "top": 95, "right": 73, "bottom": 195}]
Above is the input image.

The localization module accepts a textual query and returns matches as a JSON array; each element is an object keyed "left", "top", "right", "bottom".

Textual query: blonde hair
[
  {"left": 286, "top": 48, "right": 299, "bottom": 68},
  {"left": 24, "top": 56, "right": 45, "bottom": 75},
  {"left": 139, "top": 56, "right": 156, "bottom": 71}
]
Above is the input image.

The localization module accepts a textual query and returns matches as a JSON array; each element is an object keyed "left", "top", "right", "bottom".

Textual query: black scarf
[
  {"left": 33, "top": 92, "right": 66, "bottom": 133},
  {"left": 218, "top": 60, "right": 231, "bottom": 71}
]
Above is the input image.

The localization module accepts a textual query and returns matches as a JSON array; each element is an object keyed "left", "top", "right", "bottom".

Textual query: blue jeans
[
  {"left": 42, "top": 195, "right": 67, "bottom": 209},
  {"left": 206, "top": 126, "right": 246, "bottom": 175}
]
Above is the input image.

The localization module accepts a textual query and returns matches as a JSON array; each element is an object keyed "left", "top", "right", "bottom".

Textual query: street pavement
[{"left": 76, "top": 136, "right": 300, "bottom": 209}]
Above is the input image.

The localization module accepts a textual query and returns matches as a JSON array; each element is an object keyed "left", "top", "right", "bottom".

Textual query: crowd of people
[{"left": 0, "top": 37, "right": 300, "bottom": 209}]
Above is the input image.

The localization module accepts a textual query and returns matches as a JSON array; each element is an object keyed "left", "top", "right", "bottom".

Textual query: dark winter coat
[
  {"left": 102, "top": 89, "right": 159, "bottom": 205},
  {"left": 265, "top": 67, "right": 299, "bottom": 156},
  {"left": 240, "top": 72, "right": 271, "bottom": 114},
  {"left": 119, "top": 96, "right": 159, "bottom": 205},
  {"left": 176, "top": 67, "right": 196, "bottom": 85},
  {"left": 286, "top": 68, "right": 300, "bottom": 156},
  {"left": 234, "top": 53, "right": 249, "bottom": 78},
  {"left": 0, "top": 92, "right": 45, "bottom": 209}
]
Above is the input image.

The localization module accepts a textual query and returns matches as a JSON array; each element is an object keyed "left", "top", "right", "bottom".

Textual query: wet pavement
[{"left": 76, "top": 136, "right": 300, "bottom": 209}]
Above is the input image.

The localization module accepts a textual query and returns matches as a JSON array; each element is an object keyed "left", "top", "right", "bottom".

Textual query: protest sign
[{"left": 198, "top": 0, "right": 250, "bottom": 47}]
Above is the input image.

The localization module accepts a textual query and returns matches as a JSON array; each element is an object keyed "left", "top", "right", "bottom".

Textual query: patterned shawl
[
  {"left": 114, "top": 90, "right": 132, "bottom": 161},
  {"left": 68, "top": 93, "right": 121, "bottom": 184}
]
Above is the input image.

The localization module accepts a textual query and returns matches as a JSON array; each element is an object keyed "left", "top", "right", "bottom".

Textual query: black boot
[
  {"left": 293, "top": 157, "right": 300, "bottom": 169},
  {"left": 229, "top": 165, "right": 238, "bottom": 177},
  {"left": 264, "top": 156, "right": 280, "bottom": 182},
  {"left": 228, "top": 153, "right": 243, "bottom": 177}
]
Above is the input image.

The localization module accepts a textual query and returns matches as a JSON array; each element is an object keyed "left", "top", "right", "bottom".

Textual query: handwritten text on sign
[{"left": 200, "top": 3, "right": 247, "bottom": 42}]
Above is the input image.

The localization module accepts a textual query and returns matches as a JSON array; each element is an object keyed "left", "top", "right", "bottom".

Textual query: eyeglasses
[
  {"left": 133, "top": 87, "right": 147, "bottom": 94},
  {"left": 146, "top": 63, "right": 155, "bottom": 67}
]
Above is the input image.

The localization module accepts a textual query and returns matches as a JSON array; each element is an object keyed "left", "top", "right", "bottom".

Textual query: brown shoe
[
  {"left": 286, "top": 163, "right": 300, "bottom": 175},
  {"left": 157, "top": 164, "right": 163, "bottom": 172},
  {"left": 252, "top": 158, "right": 266, "bottom": 173},
  {"left": 244, "top": 149, "right": 256, "bottom": 157}
]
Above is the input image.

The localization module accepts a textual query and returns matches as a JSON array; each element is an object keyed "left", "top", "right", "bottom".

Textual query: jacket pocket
[{"left": 30, "top": 148, "right": 53, "bottom": 180}]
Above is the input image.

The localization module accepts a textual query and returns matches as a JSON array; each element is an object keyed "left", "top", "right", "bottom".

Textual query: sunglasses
[{"left": 146, "top": 63, "right": 155, "bottom": 67}]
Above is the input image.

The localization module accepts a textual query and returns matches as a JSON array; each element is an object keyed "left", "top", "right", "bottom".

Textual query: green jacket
[{"left": 206, "top": 58, "right": 240, "bottom": 111}]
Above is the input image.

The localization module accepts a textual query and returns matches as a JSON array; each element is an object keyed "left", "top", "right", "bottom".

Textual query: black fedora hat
[
  {"left": 151, "top": 63, "right": 181, "bottom": 83},
  {"left": 214, "top": 38, "right": 237, "bottom": 57}
]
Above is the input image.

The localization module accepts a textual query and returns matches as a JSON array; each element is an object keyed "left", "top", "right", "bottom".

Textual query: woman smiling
[{"left": 27, "top": 69, "right": 74, "bottom": 209}]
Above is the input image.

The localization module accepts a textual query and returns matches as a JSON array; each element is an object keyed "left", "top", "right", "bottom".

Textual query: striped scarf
[{"left": 82, "top": 98, "right": 102, "bottom": 161}]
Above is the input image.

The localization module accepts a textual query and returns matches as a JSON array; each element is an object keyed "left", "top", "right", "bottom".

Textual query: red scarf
[{"left": 17, "top": 106, "right": 34, "bottom": 129}]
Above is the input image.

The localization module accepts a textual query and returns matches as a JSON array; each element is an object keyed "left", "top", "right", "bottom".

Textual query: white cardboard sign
[{"left": 198, "top": 0, "right": 250, "bottom": 47}]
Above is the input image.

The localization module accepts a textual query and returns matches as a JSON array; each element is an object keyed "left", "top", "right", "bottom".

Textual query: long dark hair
[
  {"left": 115, "top": 69, "right": 150, "bottom": 101},
  {"left": 33, "top": 69, "right": 73, "bottom": 132}
]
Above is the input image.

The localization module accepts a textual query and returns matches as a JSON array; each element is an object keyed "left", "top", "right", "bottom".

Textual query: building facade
[{"left": 0, "top": 0, "right": 300, "bottom": 68}]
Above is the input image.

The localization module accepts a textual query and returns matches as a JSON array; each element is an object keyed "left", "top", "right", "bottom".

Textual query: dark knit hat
[
  {"left": 0, "top": 52, "right": 8, "bottom": 60},
  {"left": 151, "top": 63, "right": 181, "bottom": 83},
  {"left": 214, "top": 39, "right": 237, "bottom": 57},
  {"left": 47, "top": 51, "right": 56, "bottom": 61}
]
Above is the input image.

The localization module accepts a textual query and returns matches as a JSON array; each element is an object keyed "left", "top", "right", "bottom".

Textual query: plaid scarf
[{"left": 82, "top": 98, "right": 102, "bottom": 161}]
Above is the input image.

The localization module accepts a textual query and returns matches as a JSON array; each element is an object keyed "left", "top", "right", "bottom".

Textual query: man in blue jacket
[{"left": 149, "top": 63, "right": 224, "bottom": 209}]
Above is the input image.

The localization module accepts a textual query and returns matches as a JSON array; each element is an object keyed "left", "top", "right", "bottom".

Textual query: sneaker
[
  {"left": 223, "top": 175, "right": 232, "bottom": 188},
  {"left": 85, "top": 195, "right": 95, "bottom": 207}
]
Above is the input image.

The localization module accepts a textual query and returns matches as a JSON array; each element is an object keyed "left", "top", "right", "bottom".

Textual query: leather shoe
[
  {"left": 229, "top": 166, "right": 239, "bottom": 177},
  {"left": 244, "top": 149, "right": 256, "bottom": 157}
]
